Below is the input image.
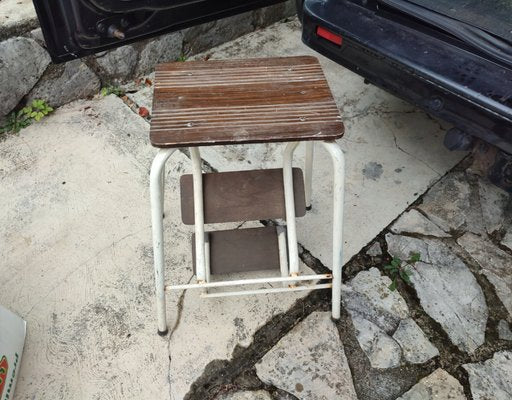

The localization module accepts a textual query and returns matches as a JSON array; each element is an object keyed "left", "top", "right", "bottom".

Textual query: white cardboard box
[{"left": 0, "top": 306, "right": 26, "bottom": 400}]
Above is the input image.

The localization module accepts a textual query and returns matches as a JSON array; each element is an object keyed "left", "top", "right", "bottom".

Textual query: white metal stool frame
[{"left": 149, "top": 140, "right": 345, "bottom": 335}]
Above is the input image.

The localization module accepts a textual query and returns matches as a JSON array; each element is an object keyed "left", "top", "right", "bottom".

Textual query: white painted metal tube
[
  {"left": 165, "top": 273, "right": 332, "bottom": 291},
  {"left": 204, "top": 233, "right": 211, "bottom": 295},
  {"left": 160, "top": 164, "right": 165, "bottom": 214},
  {"left": 150, "top": 148, "right": 176, "bottom": 334},
  {"left": 320, "top": 141, "right": 346, "bottom": 320},
  {"left": 200, "top": 283, "right": 332, "bottom": 298},
  {"left": 276, "top": 225, "right": 289, "bottom": 286},
  {"left": 282, "top": 142, "right": 300, "bottom": 276},
  {"left": 204, "top": 233, "right": 211, "bottom": 284},
  {"left": 189, "top": 147, "right": 206, "bottom": 283},
  {"left": 305, "top": 141, "right": 315, "bottom": 209}
]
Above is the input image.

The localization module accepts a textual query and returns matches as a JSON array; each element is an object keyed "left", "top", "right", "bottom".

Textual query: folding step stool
[{"left": 149, "top": 56, "right": 345, "bottom": 335}]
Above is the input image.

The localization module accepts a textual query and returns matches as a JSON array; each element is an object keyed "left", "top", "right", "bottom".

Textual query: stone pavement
[{"left": 1, "top": 16, "right": 511, "bottom": 400}]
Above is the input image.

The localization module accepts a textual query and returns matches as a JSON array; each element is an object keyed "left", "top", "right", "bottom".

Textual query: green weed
[
  {"left": 384, "top": 252, "right": 421, "bottom": 291},
  {"left": 0, "top": 99, "right": 54, "bottom": 134},
  {"left": 100, "top": 85, "right": 124, "bottom": 97}
]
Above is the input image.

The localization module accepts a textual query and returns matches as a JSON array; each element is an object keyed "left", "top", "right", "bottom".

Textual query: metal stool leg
[
  {"left": 189, "top": 147, "right": 207, "bottom": 284},
  {"left": 305, "top": 141, "right": 314, "bottom": 210},
  {"left": 150, "top": 148, "right": 176, "bottom": 336},
  {"left": 321, "top": 141, "right": 345, "bottom": 320},
  {"left": 160, "top": 164, "right": 165, "bottom": 218},
  {"left": 204, "top": 234, "right": 211, "bottom": 284},
  {"left": 283, "top": 142, "right": 300, "bottom": 277},
  {"left": 276, "top": 225, "right": 289, "bottom": 287}
]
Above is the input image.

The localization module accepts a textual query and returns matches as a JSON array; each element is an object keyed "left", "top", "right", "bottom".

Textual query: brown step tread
[
  {"left": 181, "top": 168, "right": 306, "bottom": 225},
  {"left": 192, "top": 226, "right": 281, "bottom": 275},
  {"left": 150, "top": 56, "right": 344, "bottom": 148}
]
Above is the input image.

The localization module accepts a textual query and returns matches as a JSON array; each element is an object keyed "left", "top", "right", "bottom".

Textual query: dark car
[
  {"left": 299, "top": 0, "right": 512, "bottom": 188},
  {"left": 33, "top": 0, "right": 512, "bottom": 188}
]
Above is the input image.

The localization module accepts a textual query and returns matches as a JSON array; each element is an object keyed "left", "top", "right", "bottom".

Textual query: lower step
[{"left": 192, "top": 226, "right": 282, "bottom": 275}]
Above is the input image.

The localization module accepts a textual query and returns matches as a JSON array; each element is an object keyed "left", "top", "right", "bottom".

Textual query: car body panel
[
  {"left": 32, "top": 0, "right": 286, "bottom": 63},
  {"left": 406, "top": 0, "right": 512, "bottom": 42},
  {"left": 302, "top": 0, "right": 512, "bottom": 152}
]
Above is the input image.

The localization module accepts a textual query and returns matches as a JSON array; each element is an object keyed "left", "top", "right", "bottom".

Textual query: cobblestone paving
[{"left": 202, "top": 164, "right": 512, "bottom": 400}]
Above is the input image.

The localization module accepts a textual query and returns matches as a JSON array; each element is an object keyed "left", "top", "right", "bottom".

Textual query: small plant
[
  {"left": 384, "top": 252, "right": 421, "bottom": 291},
  {"left": 25, "top": 99, "right": 54, "bottom": 121},
  {"left": 100, "top": 85, "right": 124, "bottom": 97},
  {"left": 176, "top": 54, "right": 187, "bottom": 62},
  {"left": 0, "top": 111, "right": 30, "bottom": 134},
  {"left": 0, "top": 99, "right": 53, "bottom": 134}
]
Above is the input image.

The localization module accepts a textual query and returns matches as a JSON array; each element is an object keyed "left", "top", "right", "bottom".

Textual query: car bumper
[{"left": 302, "top": 0, "right": 512, "bottom": 153}]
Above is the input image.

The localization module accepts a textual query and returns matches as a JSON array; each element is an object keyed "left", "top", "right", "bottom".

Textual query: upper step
[{"left": 180, "top": 168, "right": 306, "bottom": 225}]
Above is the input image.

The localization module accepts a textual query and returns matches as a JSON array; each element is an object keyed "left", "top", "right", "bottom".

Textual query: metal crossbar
[
  {"left": 200, "top": 284, "right": 333, "bottom": 298},
  {"left": 165, "top": 273, "right": 332, "bottom": 291}
]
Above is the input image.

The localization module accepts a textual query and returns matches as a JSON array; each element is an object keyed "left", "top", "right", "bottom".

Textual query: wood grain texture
[
  {"left": 150, "top": 56, "right": 344, "bottom": 147},
  {"left": 180, "top": 168, "right": 306, "bottom": 225},
  {"left": 192, "top": 226, "right": 281, "bottom": 275}
]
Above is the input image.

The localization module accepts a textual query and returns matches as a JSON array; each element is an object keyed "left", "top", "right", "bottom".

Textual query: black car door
[{"left": 33, "top": 0, "right": 286, "bottom": 63}]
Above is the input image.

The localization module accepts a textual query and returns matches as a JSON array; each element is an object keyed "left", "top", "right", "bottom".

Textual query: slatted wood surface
[{"left": 150, "top": 56, "right": 344, "bottom": 147}]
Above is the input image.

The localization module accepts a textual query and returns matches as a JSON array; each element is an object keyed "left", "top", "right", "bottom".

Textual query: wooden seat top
[{"left": 150, "top": 55, "right": 344, "bottom": 148}]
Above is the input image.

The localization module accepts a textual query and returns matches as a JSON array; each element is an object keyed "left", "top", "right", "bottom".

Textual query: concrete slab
[
  {"left": 417, "top": 171, "right": 485, "bottom": 235},
  {"left": 218, "top": 390, "right": 272, "bottom": 400},
  {"left": 0, "top": 95, "right": 316, "bottom": 399},
  {"left": 503, "top": 227, "right": 512, "bottom": 251},
  {"left": 127, "top": 85, "right": 154, "bottom": 114},
  {"left": 397, "top": 369, "right": 466, "bottom": 400},
  {"left": 463, "top": 351, "right": 512, "bottom": 400},
  {"left": 387, "top": 234, "right": 488, "bottom": 353},
  {"left": 0, "top": 95, "right": 174, "bottom": 399},
  {"left": 393, "top": 318, "right": 439, "bottom": 364},
  {"left": 343, "top": 268, "right": 437, "bottom": 368},
  {"left": 256, "top": 312, "right": 357, "bottom": 399},
  {"left": 458, "top": 233, "right": 512, "bottom": 317},
  {"left": 390, "top": 209, "right": 450, "bottom": 237},
  {"left": 499, "top": 320, "right": 512, "bottom": 341},
  {"left": 0, "top": 0, "right": 37, "bottom": 33},
  {"left": 191, "top": 18, "right": 465, "bottom": 267}
]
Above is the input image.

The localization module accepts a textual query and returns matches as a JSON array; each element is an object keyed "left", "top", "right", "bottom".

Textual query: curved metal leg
[
  {"left": 150, "top": 148, "right": 176, "bottom": 335},
  {"left": 283, "top": 142, "right": 300, "bottom": 276},
  {"left": 320, "top": 141, "right": 345, "bottom": 320},
  {"left": 305, "top": 141, "right": 314, "bottom": 210},
  {"left": 160, "top": 164, "right": 165, "bottom": 217}
]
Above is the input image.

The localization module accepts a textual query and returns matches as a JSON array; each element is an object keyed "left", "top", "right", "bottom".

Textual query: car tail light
[{"left": 316, "top": 26, "right": 343, "bottom": 46}]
